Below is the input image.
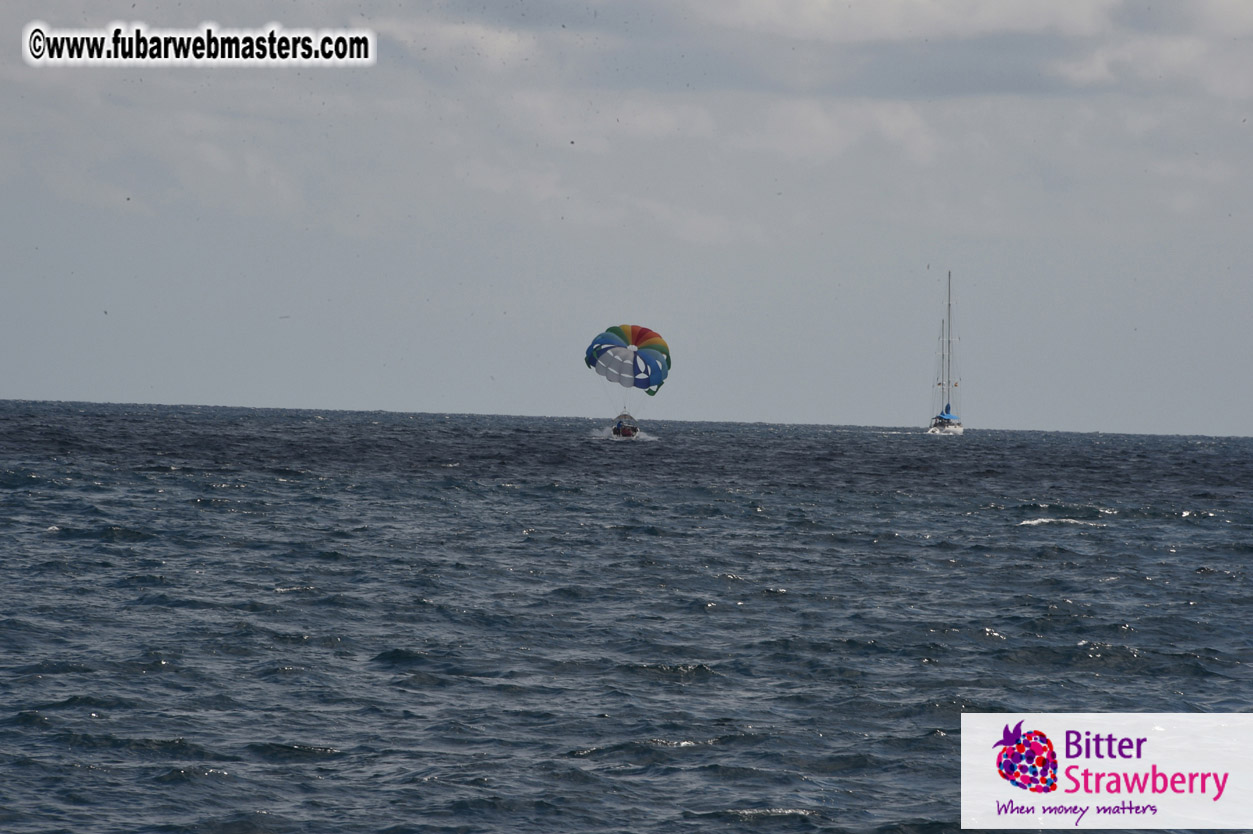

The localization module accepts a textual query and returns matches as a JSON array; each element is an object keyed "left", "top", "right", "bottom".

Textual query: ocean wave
[{"left": 3, "top": 403, "right": 1251, "bottom": 833}]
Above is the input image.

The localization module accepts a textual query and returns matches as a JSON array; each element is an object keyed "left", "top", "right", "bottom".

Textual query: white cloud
[
  {"left": 379, "top": 14, "right": 547, "bottom": 74},
  {"left": 731, "top": 98, "right": 936, "bottom": 165},
  {"left": 498, "top": 88, "right": 718, "bottom": 154},
  {"left": 688, "top": 0, "right": 1117, "bottom": 44},
  {"left": 1192, "top": 0, "right": 1253, "bottom": 37},
  {"left": 1053, "top": 6, "right": 1253, "bottom": 100},
  {"left": 631, "top": 196, "right": 766, "bottom": 246}
]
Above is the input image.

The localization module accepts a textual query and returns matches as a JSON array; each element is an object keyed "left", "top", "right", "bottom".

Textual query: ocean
[{"left": 1, "top": 401, "right": 1250, "bottom": 833}]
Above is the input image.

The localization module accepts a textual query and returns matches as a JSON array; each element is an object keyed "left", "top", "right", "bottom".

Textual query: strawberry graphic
[{"left": 993, "top": 720, "right": 1058, "bottom": 793}]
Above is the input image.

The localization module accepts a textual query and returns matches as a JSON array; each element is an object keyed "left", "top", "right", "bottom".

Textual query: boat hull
[
  {"left": 609, "top": 412, "right": 640, "bottom": 440},
  {"left": 927, "top": 424, "right": 964, "bottom": 436}
]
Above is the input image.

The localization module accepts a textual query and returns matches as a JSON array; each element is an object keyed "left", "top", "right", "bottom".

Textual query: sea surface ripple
[{"left": 1, "top": 402, "right": 1250, "bottom": 832}]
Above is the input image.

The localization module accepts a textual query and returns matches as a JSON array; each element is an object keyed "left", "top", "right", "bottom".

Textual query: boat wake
[{"left": 592, "top": 428, "right": 658, "bottom": 442}]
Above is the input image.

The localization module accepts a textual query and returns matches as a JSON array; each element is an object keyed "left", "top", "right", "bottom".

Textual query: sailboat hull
[{"left": 926, "top": 424, "right": 964, "bottom": 436}]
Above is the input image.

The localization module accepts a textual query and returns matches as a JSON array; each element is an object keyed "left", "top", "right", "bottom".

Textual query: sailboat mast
[
  {"left": 945, "top": 271, "right": 952, "bottom": 401},
  {"left": 928, "top": 270, "right": 963, "bottom": 433}
]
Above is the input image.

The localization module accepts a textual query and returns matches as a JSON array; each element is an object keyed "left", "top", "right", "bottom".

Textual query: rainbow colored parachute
[{"left": 584, "top": 325, "right": 671, "bottom": 396}]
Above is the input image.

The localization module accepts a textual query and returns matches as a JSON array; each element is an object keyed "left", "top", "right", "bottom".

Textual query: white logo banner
[{"left": 962, "top": 713, "right": 1253, "bottom": 829}]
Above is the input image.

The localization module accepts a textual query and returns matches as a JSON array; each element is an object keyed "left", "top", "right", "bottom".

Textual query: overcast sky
[{"left": 4, "top": 1, "right": 1251, "bottom": 435}]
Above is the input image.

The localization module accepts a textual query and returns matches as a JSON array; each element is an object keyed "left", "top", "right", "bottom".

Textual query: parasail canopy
[{"left": 584, "top": 324, "right": 671, "bottom": 396}]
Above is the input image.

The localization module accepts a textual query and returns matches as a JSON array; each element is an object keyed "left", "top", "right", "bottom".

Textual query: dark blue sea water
[{"left": 2, "top": 401, "right": 1250, "bottom": 833}]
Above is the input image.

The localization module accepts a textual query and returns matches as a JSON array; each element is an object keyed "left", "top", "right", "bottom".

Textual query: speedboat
[{"left": 610, "top": 412, "right": 640, "bottom": 439}]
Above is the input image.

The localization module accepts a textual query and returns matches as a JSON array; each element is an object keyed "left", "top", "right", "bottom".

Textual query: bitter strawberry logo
[{"left": 993, "top": 720, "right": 1058, "bottom": 793}]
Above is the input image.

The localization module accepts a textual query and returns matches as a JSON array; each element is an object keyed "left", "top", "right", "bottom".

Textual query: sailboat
[{"left": 927, "top": 271, "right": 964, "bottom": 435}]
